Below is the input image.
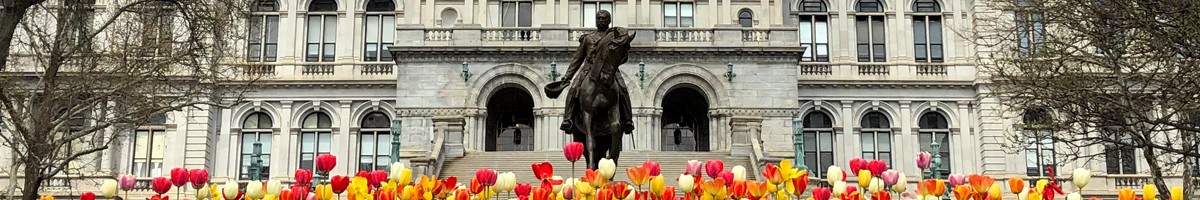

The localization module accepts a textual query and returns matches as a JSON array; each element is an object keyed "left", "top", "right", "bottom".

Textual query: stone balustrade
[
  {"left": 797, "top": 63, "right": 976, "bottom": 83},
  {"left": 398, "top": 24, "right": 800, "bottom": 48}
]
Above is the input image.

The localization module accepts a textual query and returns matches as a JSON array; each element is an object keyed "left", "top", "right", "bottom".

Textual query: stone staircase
[{"left": 439, "top": 151, "right": 753, "bottom": 192}]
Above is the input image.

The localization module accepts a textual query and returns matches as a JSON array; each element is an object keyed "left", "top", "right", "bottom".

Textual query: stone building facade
[{"left": 0, "top": 0, "right": 1178, "bottom": 198}]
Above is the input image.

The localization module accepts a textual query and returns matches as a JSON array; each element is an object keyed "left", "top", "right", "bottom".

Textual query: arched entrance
[
  {"left": 660, "top": 87, "right": 710, "bottom": 151},
  {"left": 485, "top": 87, "right": 535, "bottom": 151}
]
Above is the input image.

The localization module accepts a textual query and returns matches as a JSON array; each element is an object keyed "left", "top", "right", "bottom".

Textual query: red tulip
[
  {"left": 290, "top": 185, "right": 310, "bottom": 200},
  {"left": 331, "top": 175, "right": 350, "bottom": 194},
  {"left": 762, "top": 164, "right": 782, "bottom": 184},
  {"left": 609, "top": 182, "right": 631, "bottom": 200},
  {"left": 532, "top": 188, "right": 553, "bottom": 200},
  {"left": 470, "top": 178, "right": 485, "bottom": 194},
  {"left": 871, "top": 191, "right": 890, "bottom": 200},
  {"left": 148, "top": 194, "right": 169, "bottom": 200},
  {"left": 295, "top": 169, "right": 314, "bottom": 186},
  {"left": 516, "top": 183, "right": 533, "bottom": 199},
  {"left": 848, "top": 158, "right": 868, "bottom": 175},
  {"left": 315, "top": 154, "right": 337, "bottom": 174},
  {"left": 718, "top": 171, "right": 734, "bottom": 187},
  {"left": 729, "top": 181, "right": 747, "bottom": 199},
  {"left": 280, "top": 189, "right": 292, "bottom": 200},
  {"left": 151, "top": 177, "right": 172, "bottom": 195},
  {"left": 170, "top": 168, "right": 189, "bottom": 187},
  {"left": 188, "top": 169, "right": 209, "bottom": 190},
  {"left": 635, "top": 191, "right": 651, "bottom": 200},
  {"left": 866, "top": 160, "right": 887, "bottom": 176},
  {"left": 704, "top": 160, "right": 724, "bottom": 179},
  {"left": 662, "top": 186, "right": 676, "bottom": 200},
  {"left": 813, "top": 187, "right": 832, "bottom": 200},
  {"left": 642, "top": 161, "right": 661, "bottom": 177},
  {"left": 564, "top": 142, "right": 584, "bottom": 163},
  {"left": 81, "top": 192, "right": 96, "bottom": 200},
  {"left": 369, "top": 170, "right": 388, "bottom": 188},
  {"left": 532, "top": 162, "right": 554, "bottom": 181},
  {"left": 442, "top": 176, "right": 459, "bottom": 193},
  {"left": 455, "top": 189, "right": 470, "bottom": 200},
  {"left": 598, "top": 188, "right": 614, "bottom": 200},
  {"left": 476, "top": 169, "right": 498, "bottom": 186},
  {"left": 356, "top": 171, "right": 369, "bottom": 178}
]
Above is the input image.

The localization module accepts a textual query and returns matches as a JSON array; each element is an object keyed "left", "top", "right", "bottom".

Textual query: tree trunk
[
  {"left": 19, "top": 160, "right": 41, "bottom": 200},
  {"left": 1143, "top": 144, "right": 1172, "bottom": 198},
  {"left": 0, "top": 1, "right": 33, "bottom": 71}
]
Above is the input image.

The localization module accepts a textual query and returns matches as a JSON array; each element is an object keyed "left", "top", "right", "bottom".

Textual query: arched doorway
[
  {"left": 485, "top": 87, "right": 535, "bottom": 151},
  {"left": 660, "top": 87, "right": 709, "bottom": 151}
]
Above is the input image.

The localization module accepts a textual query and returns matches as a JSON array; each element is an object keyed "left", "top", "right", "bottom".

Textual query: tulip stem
[
  {"left": 571, "top": 163, "right": 576, "bottom": 180},
  {"left": 177, "top": 187, "right": 183, "bottom": 200}
]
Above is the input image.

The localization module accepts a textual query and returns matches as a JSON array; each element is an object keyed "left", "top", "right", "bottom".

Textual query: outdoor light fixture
[
  {"left": 637, "top": 62, "right": 648, "bottom": 88},
  {"left": 725, "top": 62, "right": 737, "bottom": 82},
  {"left": 549, "top": 62, "right": 561, "bottom": 81},
  {"left": 461, "top": 62, "right": 472, "bottom": 82}
]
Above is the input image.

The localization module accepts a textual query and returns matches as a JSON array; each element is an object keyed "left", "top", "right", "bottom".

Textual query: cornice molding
[
  {"left": 798, "top": 81, "right": 976, "bottom": 89},
  {"left": 388, "top": 46, "right": 805, "bottom": 63},
  {"left": 238, "top": 80, "right": 396, "bottom": 89}
]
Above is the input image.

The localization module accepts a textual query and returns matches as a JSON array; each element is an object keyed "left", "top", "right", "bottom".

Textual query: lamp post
[
  {"left": 930, "top": 141, "right": 942, "bottom": 179},
  {"left": 461, "top": 62, "right": 472, "bottom": 82},
  {"left": 390, "top": 119, "right": 403, "bottom": 163},
  {"left": 250, "top": 141, "right": 263, "bottom": 181},
  {"left": 792, "top": 115, "right": 806, "bottom": 171}
]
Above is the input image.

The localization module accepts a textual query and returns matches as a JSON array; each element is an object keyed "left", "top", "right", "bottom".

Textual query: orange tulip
[
  {"left": 747, "top": 181, "right": 768, "bottom": 199},
  {"left": 608, "top": 182, "right": 632, "bottom": 200},
  {"left": 662, "top": 187, "right": 677, "bottom": 200},
  {"left": 703, "top": 178, "right": 727, "bottom": 199},
  {"left": 1118, "top": 188, "right": 1135, "bottom": 200},
  {"left": 871, "top": 191, "right": 890, "bottom": 200},
  {"left": 470, "top": 178, "right": 484, "bottom": 194},
  {"left": 627, "top": 167, "right": 651, "bottom": 187},
  {"left": 952, "top": 185, "right": 972, "bottom": 200},
  {"left": 1007, "top": 178, "right": 1025, "bottom": 194},
  {"left": 584, "top": 169, "right": 607, "bottom": 187},
  {"left": 598, "top": 189, "right": 614, "bottom": 200},
  {"left": 763, "top": 164, "right": 783, "bottom": 185},
  {"left": 968, "top": 175, "right": 994, "bottom": 194}
]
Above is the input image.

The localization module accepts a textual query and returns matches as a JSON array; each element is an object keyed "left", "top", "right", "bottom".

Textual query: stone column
[
  {"left": 465, "top": 0, "right": 475, "bottom": 24},
  {"left": 426, "top": 0, "right": 437, "bottom": 25},
  {"left": 898, "top": 101, "right": 912, "bottom": 174},
  {"left": 729, "top": 116, "right": 763, "bottom": 156},
  {"left": 957, "top": 101, "right": 973, "bottom": 173},
  {"left": 772, "top": 0, "right": 783, "bottom": 25},
  {"left": 722, "top": 0, "right": 731, "bottom": 24},
  {"left": 640, "top": 0, "right": 650, "bottom": 25},
  {"left": 337, "top": 101, "right": 352, "bottom": 172},
  {"left": 277, "top": 101, "right": 294, "bottom": 179},
  {"left": 479, "top": 0, "right": 488, "bottom": 26}
]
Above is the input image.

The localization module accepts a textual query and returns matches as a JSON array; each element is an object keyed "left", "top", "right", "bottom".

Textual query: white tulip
[
  {"left": 551, "top": 176, "right": 565, "bottom": 193},
  {"left": 925, "top": 196, "right": 940, "bottom": 200},
  {"left": 833, "top": 181, "right": 847, "bottom": 196},
  {"left": 391, "top": 162, "right": 409, "bottom": 182},
  {"left": 678, "top": 174, "right": 696, "bottom": 193},
  {"left": 222, "top": 180, "right": 240, "bottom": 200},
  {"left": 1067, "top": 192, "right": 1082, "bottom": 200},
  {"left": 623, "top": 185, "right": 636, "bottom": 200},
  {"left": 868, "top": 178, "right": 884, "bottom": 193},
  {"left": 599, "top": 159, "right": 616, "bottom": 179},
  {"left": 732, "top": 166, "right": 747, "bottom": 182},
  {"left": 196, "top": 184, "right": 210, "bottom": 200},
  {"left": 1072, "top": 168, "right": 1091, "bottom": 189},
  {"left": 101, "top": 179, "right": 119, "bottom": 198},
  {"left": 561, "top": 177, "right": 577, "bottom": 192},
  {"left": 497, "top": 172, "right": 518, "bottom": 192},
  {"left": 266, "top": 180, "right": 283, "bottom": 196},
  {"left": 246, "top": 181, "right": 265, "bottom": 199},
  {"left": 826, "top": 166, "right": 844, "bottom": 186},
  {"left": 891, "top": 173, "right": 908, "bottom": 193}
]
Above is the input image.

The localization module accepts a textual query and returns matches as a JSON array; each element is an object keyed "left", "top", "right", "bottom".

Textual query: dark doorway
[
  {"left": 660, "top": 87, "right": 709, "bottom": 151},
  {"left": 486, "top": 87, "right": 536, "bottom": 151}
]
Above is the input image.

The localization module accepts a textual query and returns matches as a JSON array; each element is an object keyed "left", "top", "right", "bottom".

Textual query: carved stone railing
[
  {"left": 800, "top": 64, "right": 832, "bottom": 75},
  {"left": 425, "top": 29, "right": 454, "bottom": 41},
  {"left": 741, "top": 29, "right": 770, "bottom": 42},
  {"left": 360, "top": 64, "right": 393, "bottom": 75},
  {"left": 916, "top": 64, "right": 948, "bottom": 75},
  {"left": 569, "top": 28, "right": 594, "bottom": 41},
  {"left": 301, "top": 64, "right": 334, "bottom": 75},
  {"left": 243, "top": 64, "right": 276, "bottom": 76},
  {"left": 655, "top": 28, "right": 714, "bottom": 42},
  {"left": 857, "top": 64, "right": 889, "bottom": 75},
  {"left": 1112, "top": 175, "right": 1153, "bottom": 187},
  {"left": 482, "top": 28, "right": 541, "bottom": 41}
]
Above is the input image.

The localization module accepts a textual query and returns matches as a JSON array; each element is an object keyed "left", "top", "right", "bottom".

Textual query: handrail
[
  {"left": 428, "top": 126, "right": 448, "bottom": 177},
  {"left": 749, "top": 131, "right": 767, "bottom": 181}
]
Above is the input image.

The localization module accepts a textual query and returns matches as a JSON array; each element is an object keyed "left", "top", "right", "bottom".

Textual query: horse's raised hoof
[{"left": 560, "top": 120, "right": 573, "bottom": 132}]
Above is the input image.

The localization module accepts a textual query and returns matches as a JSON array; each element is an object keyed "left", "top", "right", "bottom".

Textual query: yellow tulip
[
  {"left": 988, "top": 183, "right": 1002, "bottom": 199},
  {"left": 1171, "top": 186, "right": 1183, "bottom": 200},
  {"left": 766, "top": 181, "right": 778, "bottom": 193},
  {"left": 857, "top": 170, "right": 872, "bottom": 187},
  {"left": 649, "top": 176, "right": 665, "bottom": 196},
  {"left": 1028, "top": 189, "right": 1043, "bottom": 200},
  {"left": 40, "top": 195, "right": 53, "bottom": 200},
  {"left": 779, "top": 160, "right": 794, "bottom": 180},
  {"left": 1118, "top": 188, "right": 1135, "bottom": 200},
  {"left": 1144, "top": 184, "right": 1158, "bottom": 200},
  {"left": 263, "top": 194, "right": 278, "bottom": 200},
  {"left": 775, "top": 190, "right": 790, "bottom": 200},
  {"left": 210, "top": 183, "right": 222, "bottom": 200},
  {"left": 476, "top": 187, "right": 496, "bottom": 200},
  {"left": 350, "top": 177, "right": 370, "bottom": 195},
  {"left": 576, "top": 180, "right": 595, "bottom": 196},
  {"left": 315, "top": 184, "right": 333, "bottom": 200}
]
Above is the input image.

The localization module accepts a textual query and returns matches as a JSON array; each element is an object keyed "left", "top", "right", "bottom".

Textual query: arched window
[
  {"left": 358, "top": 112, "right": 392, "bottom": 171},
  {"left": 1099, "top": 110, "right": 1137, "bottom": 174},
  {"left": 913, "top": 0, "right": 944, "bottom": 63},
  {"left": 798, "top": 0, "right": 828, "bottom": 62},
  {"left": 248, "top": 0, "right": 280, "bottom": 62},
  {"left": 306, "top": 0, "right": 338, "bottom": 62},
  {"left": 860, "top": 112, "right": 892, "bottom": 165},
  {"left": 440, "top": 9, "right": 459, "bottom": 27},
  {"left": 299, "top": 112, "right": 333, "bottom": 171},
  {"left": 239, "top": 112, "right": 273, "bottom": 180},
  {"left": 131, "top": 113, "right": 169, "bottom": 177},
  {"left": 1022, "top": 108, "right": 1055, "bottom": 176},
  {"left": 738, "top": 9, "right": 753, "bottom": 27},
  {"left": 917, "top": 111, "right": 950, "bottom": 177},
  {"left": 855, "top": 0, "right": 886, "bottom": 62},
  {"left": 802, "top": 111, "right": 835, "bottom": 176},
  {"left": 363, "top": 0, "right": 395, "bottom": 62}
]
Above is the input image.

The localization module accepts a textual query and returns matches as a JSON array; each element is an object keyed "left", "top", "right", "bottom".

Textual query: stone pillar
[
  {"left": 277, "top": 101, "right": 294, "bottom": 179},
  {"left": 465, "top": 0, "right": 475, "bottom": 24},
  {"left": 898, "top": 101, "right": 913, "bottom": 174},
  {"left": 426, "top": 0, "right": 437, "bottom": 25},
  {"left": 337, "top": 101, "right": 352, "bottom": 171},
  {"left": 640, "top": 0, "right": 650, "bottom": 25},
  {"left": 434, "top": 116, "right": 467, "bottom": 158},
  {"left": 558, "top": 0, "right": 568, "bottom": 25},
  {"left": 722, "top": 0, "right": 731, "bottom": 24},
  {"left": 729, "top": 116, "right": 763, "bottom": 156},
  {"left": 479, "top": 0, "right": 488, "bottom": 26},
  {"left": 627, "top": 0, "right": 637, "bottom": 26},
  {"left": 772, "top": 0, "right": 783, "bottom": 25}
]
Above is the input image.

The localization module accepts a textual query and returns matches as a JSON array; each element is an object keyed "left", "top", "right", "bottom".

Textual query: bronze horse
[{"left": 545, "top": 10, "right": 636, "bottom": 169}]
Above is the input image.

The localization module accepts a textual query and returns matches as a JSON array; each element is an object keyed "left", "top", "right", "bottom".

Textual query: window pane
[
  {"left": 857, "top": 44, "right": 870, "bottom": 62},
  {"left": 913, "top": 20, "right": 926, "bottom": 43},
  {"left": 249, "top": 17, "right": 263, "bottom": 43},
  {"left": 873, "top": 44, "right": 886, "bottom": 61},
  {"left": 365, "top": 44, "right": 378, "bottom": 61},
  {"left": 815, "top": 19, "right": 828, "bottom": 43},
  {"left": 366, "top": 16, "right": 380, "bottom": 43},
  {"left": 502, "top": 3, "right": 516, "bottom": 27},
  {"left": 818, "top": 132, "right": 832, "bottom": 151},
  {"left": 929, "top": 18, "right": 943, "bottom": 44},
  {"left": 361, "top": 134, "right": 375, "bottom": 156},
  {"left": 302, "top": 133, "right": 315, "bottom": 152},
  {"left": 801, "top": 44, "right": 813, "bottom": 61},
  {"left": 152, "top": 132, "right": 166, "bottom": 159},
  {"left": 871, "top": 17, "right": 885, "bottom": 43},
  {"left": 804, "top": 153, "right": 818, "bottom": 174},
  {"left": 360, "top": 156, "right": 374, "bottom": 171},
  {"left": 135, "top": 132, "right": 149, "bottom": 159},
  {"left": 680, "top": 3, "right": 693, "bottom": 17},
  {"left": 601, "top": 2, "right": 613, "bottom": 11},
  {"left": 915, "top": 44, "right": 927, "bottom": 60},
  {"left": 382, "top": 16, "right": 395, "bottom": 43},
  {"left": 931, "top": 44, "right": 943, "bottom": 60},
  {"left": 665, "top": 4, "right": 677, "bottom": 17},
  {"left": 855, "top": 17, "right": 869, "bottom": 43},
  {"left": 266, "top": 16, "right": 279, "bottom": 42},
  {"left": 803, "top": 133, "right": 816, "bottom": 151},
  {"left": 816, "top": 44, "right": 829, "bottom": 59},
  {"left": 799, "top": 21, "right": 812, "bottom": 43},
  {"left": 861, "top": 133, "right": 875, "bottom": 151},
  {"left": 307, "top": 16, "right": 321, "bottom": 42},
  {"left": 681, "top": 17, "right": 693, "bottom": 27},
  {"left": 820, "top": 152, "right": 834, "bottom": 170},
  {"left": 518, "top": 2, "right": 532, "bottom": 27},
  {"left": 879, "top": 133, "right": 891, "bottom": 150},
  {"left": 584, "top": 4, "right": 596, "bottom": 27},
  {"left": 319, "top": 133, "right": 332, "bottom": 152},
  {"left": 377, "top": 134, "right": 392, "bottom": 155},
  {"left": 323, "top": 44, "right": 335, "bottom": 61},
  {"left": 324, "top": 16, "right": 337, "bottom": 42}
]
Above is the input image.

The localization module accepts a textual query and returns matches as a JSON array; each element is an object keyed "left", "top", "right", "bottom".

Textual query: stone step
[{"left": 438, "top": 151, "right": 755, "bottom": 192}]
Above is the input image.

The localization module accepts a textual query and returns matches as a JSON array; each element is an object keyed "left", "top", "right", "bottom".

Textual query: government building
[{"left": 0, "top": 0, "right": 1174, "bottom": 198}]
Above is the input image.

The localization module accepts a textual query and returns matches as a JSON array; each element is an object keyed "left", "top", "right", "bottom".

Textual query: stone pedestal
[
  {"left": 434, "top": 116, "right": 467, "bottom": 158},
  {"left": 729, "top": 116, "right": 764, "bottom": 156}
]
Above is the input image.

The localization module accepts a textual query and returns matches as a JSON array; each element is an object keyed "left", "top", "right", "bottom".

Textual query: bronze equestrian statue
[{"left": 544, "top": 10, "right": 636, "bottom": 170}]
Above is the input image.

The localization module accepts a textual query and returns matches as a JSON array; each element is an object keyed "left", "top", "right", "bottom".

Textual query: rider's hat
[{"left": 544, "top": 81, "right": 568, "bottom": 99}]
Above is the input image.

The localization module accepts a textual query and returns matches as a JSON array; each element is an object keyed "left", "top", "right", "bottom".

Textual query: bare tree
[
  {"left": 972, "top": 0, "right": 1200, "bottom": 197},
  {"left": 0, "top": 0, "right": 259, "bottom": 199}
]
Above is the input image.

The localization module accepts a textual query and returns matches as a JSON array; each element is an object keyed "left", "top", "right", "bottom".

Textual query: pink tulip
[
  {"left": 151, "top": 177, "right": 172, "bottom": 194},
  {"left": 867, "top": 160, "right": 887, "bottom": 176},
  {"left": 881, "top": 170, "right": 900, "bottom": 186},
  {"left": 642, "top": 161, "right": 661, "bottom": 177},
  {"left": 901, "top": 192, "right": 918, "bottom": 200},
  {"left": 704, "top": 160, "right": 724, "bottom": 179},
  {"left": 948, "top": 174, "right": 966, "bottom": 186},
  {"left": 848, "top": 158, "right": 868, "bottom": 174},
  {"left": 718, "top": 171, "right": 734, "bottom": 186},
  {"left": 189, "top": 169, "right": 209, "bottom": 190},
  {"left": 369, "top": 170, "right": 388, "bottom": 188},
  {"left": 812, "top": 187, "right": 832, "bottom": 200},
  {"left": 295, "top": 169, "right": 314, "bottom": 186},
  {"left": 515, "top": 183, "right": 533, "bottom": 199},
  {"left": 564, "top": 142, "right": 584, "bottom": 163},
  {"left": 170, "top": 168, "right": 190, "bottom": 187},
  {"left": 916, "top": 152, "right": 933, "bottom": 170},
  {"left": 119, "top": 174, "right": 137, "bottom": 191},
  {"left": 685, "top": 160, "right": 703, "bottom": 176},
  {"left": 476, "top": 169, "right": 498, "bottom": 186}
]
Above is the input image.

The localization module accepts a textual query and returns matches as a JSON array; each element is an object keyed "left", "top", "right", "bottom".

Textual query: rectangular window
[
  {"left": 1016, "top": 13, "right": 1043, "bottom": 57},
  {"left": 918, "top": 132, "right": 951, "bottom": 177},
  {"left": 799, "top": 15, "right": 829, "bottom": 62},
  {"left": 131, "top": 130, "right": 166, "bottom": 177},
  {"left": 1105, "top": 134, "right": 1137, "bottom": 174},
  {"left": 363, "top": 14, "right": 395, "bottom": 62},
  {"left": 298, "top": 132, "right": 332, "bottom": 171},
  {"left": 855, "top": 15, "right": 886, "bottom": 62},
  {"left": 663, "top": 2, "right": 694, "bottom": 28},
  {"left": 248, "top": 15, "right": 280, "bottom": 62},
  {"left": 501, "top": 1, "right": 533, "bottom": 27},
  {"left": 138, "top": 7, "right": 174, "bottom": 56},
  {"left": 1024, "top": 132, "right": 1055, "bottom": 176},
  {"left": 582, "top": 2, "right": 614, "bottom": 28},
  {"left": 803, "top": 130, "right": 834, "bottom": 176},
  {"left": 913, "top": 15, "right": 943, "bottom": 62},
  {"left": 860, "top": 131, "right": 892, "bottom": 165},
  {"left": 306, "top": 15, "right": 337, "bottom": 62},
  {"left": 239, "top": 132, "right": 273, "bottom": 179},
  {"left": 358, "top": 132, "right": 393, "bottom": 171}
]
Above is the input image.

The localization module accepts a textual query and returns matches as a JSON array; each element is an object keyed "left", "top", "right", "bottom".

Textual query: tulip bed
[{"left": 56, "top": 143, "right": 1183, "bottom": 200}]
